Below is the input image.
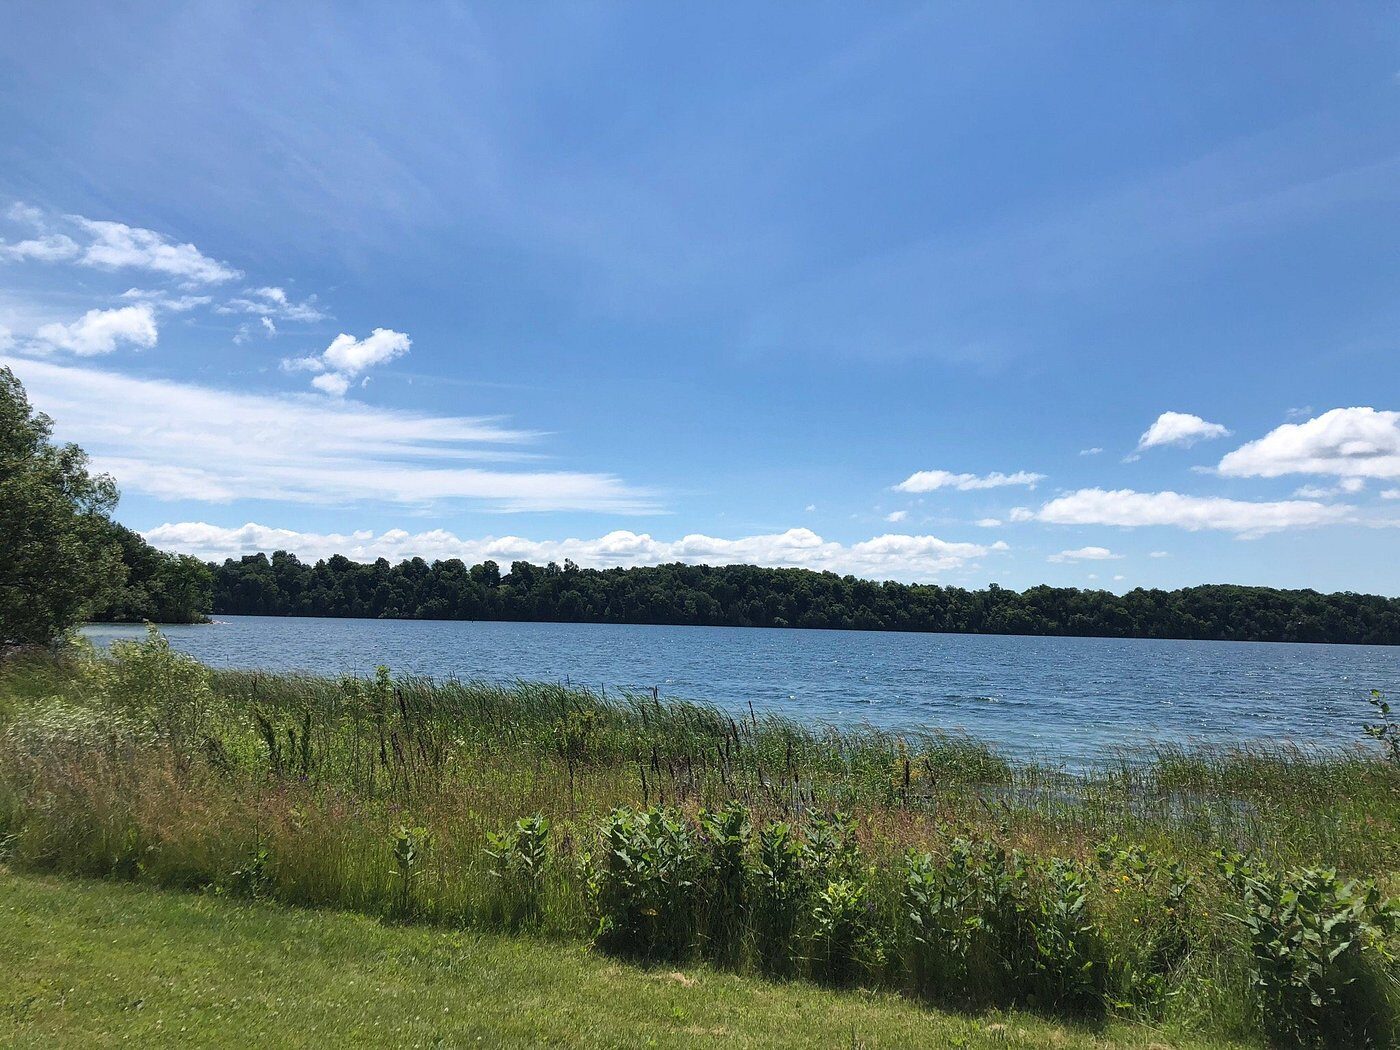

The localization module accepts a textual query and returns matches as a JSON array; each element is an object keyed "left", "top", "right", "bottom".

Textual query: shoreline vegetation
[{"left": 3, "top": 633, "right": 1398, "bottom": 1047}]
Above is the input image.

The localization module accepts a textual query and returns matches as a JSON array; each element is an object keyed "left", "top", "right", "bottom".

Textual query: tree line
[{"left": 212, "top": 551, "right": 1400, "bottom": 645}]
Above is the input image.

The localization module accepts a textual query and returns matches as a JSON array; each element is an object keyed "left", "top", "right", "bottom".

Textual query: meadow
[{"left": 2, "top": 628, "right": 1398, "bottom": 1048}]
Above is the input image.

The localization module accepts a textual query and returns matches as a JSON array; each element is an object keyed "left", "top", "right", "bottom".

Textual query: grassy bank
[
  {"left": 0, "top": 868, "right": 1241, "bottom": 1048},
  {"left": 2, "top": 632, "right": 1398, "bottom": 1047}
]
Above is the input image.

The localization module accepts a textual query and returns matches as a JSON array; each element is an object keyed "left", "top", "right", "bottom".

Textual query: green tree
[{"left": 0, "top": 366, "right": 125, "bottom": 646}]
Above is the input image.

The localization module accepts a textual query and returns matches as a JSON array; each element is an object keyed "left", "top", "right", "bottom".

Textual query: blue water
[{"left": 82, "top": 616, "right": 1399, "bottom": 767}]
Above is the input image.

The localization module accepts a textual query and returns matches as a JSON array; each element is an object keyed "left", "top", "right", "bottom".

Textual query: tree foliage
[
  {"left": 1, "top": 367, "right": 212, "bottom": 644},
  {"left": 88, "top": 522, "right": 213, "bottom": 626},
  {"left": 211, "top": 552, "right": 1400, "bottom": 645},
  {"left": 0, "top": 366, "right": 124, "bottom": 646}
]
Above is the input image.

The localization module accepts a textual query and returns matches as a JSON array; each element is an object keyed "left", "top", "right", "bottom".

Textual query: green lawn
[{"left": 0, "top": 869, "right": 1234, "bottom": 1049}]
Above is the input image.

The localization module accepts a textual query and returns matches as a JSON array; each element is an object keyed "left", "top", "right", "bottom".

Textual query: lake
[{"left": 81, "top": 616, "right": 1399, "bottom": 767}]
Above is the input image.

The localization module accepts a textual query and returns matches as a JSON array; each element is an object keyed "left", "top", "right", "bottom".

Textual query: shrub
[
  {"left": 591, "top": 807, "right": 700, "bottom": 960},
  {"left": 699, "top": 802, "right": 750, "bottom": 965},
  {"left": 1095, "top": 837, "right": 1194, "bottom": 1013},
  {"left": 1028, "top": 857, "right": 1104, "bottom": 1014},
  {"left": 485, "top": 814, "right": 551, "bottom": 925},
  {"left": 752, "top": 820, "right": 806, "bottom": 975},
  {"left": 1217, "top": 851, "right": 1399, "bottom": 1047},
  {"left": 810, "top": 876, "right": 877, "bottom": 985},
  {"left": 389, "top": 823, "right": 432, "bottom": 920},
  {"left": 902, "top": 842, "right": 979, "bottom": 1000}
]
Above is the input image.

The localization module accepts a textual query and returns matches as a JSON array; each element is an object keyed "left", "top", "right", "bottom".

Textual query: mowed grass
[{"left": 0, "top": 869, "right": 1232, "bottom": 1050}]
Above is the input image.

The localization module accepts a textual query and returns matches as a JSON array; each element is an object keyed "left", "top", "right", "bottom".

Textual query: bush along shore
[{"left": 3, "top": 630, "right": 1399, "bottom": 1047}]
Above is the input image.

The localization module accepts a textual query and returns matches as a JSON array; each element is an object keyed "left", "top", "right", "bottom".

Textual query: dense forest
[
  {"left": 88, "top": 522, "right": 213, "bottom": 626},
  {"left": 212, "top": 552, "right": 1400, "bottom": 645}
]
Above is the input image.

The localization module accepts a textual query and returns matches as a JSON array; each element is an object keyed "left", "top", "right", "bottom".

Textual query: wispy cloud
[
  {"left": 144, "top": 521, "right": 1009, "bottom": 581},
  {"left": 219, "top": 286, "right": 325, "bottom": 322},
  {"left": 1048, "top": 545, "right": 1122, "bottom": 563},
  {"left": 0, "top": 232, "right": 80, "bottom": 262},
  {"left": 3, "top": 355, "right": 656, "bottom": 513},
  {"left": 894, "top": 469, "right": 1044, "bottom": 493},
  {"left": 2, "top": 204, "right": 240, "bottom": 285},
  {"left": 1013, "top": 487, "right": 1352, "bottom": 537}
]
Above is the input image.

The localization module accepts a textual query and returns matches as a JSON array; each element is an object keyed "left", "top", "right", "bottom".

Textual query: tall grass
[{"left": 1, "top": 630, "right": 1397, "bottom": 1047}]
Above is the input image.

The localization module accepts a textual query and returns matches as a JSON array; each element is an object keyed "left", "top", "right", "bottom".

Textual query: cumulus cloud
[
  {"left": 71, "top": 217, "right": 240, "bottom": 284},
  {"left": 975, "top": 518, "right": 1002, "bottom": 528},
  {"left": 1217, "top": 407, "right": 1400, "bottom": 480},
  {"left": 311, "top": 371, "right": 351, "bottom": 396},
  {"left": 1384, "top": 489, "right": 1400, "bottom": 501},
  {"left": 1137, "top": 411, "right": 1231, "bottom": 450},
  {"left": 1024, "top": 487, "right": 1351, "bottom": 536},
  {"left": 2, "top": 355, "right": 655, "bottom": 512},
  {"left": 894, "top": 469, "right": 1044, "bottom": 493},
  {"left": 286, "top": 328, "right": 411, "bottom": 396},
  {"left": 1048, "top": 545, "right": 1123, "bottom": 563},
  {"left": 884, "top": 510, "right": 908, "bottom": 523},
  {"left": 142, "top": 522, "right": 1007, "bottom": 582},
  {"left": 31, "top": 305, "right": 157, "bottom": 356}
]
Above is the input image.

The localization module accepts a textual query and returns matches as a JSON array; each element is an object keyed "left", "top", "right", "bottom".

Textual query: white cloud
[
  {"left": 1293, "top": 478, "right": 1366, "bottom": 500},
  {"left": 894, "top": 469, "right": 1044, "bottom": 493},
  {"left": 311, "top": 371, "right": 351, "bottom": 397},
  {"left": 1, "top": 355, "right": 655, "bottom": 513},
  {"left": 804, "top": 504, "right": 816, "bottom": 512},
  {"left": 1149, "top": 550, "right": 1169, "bottom": 558},
  {"left": 32, "top": 305, "right": 157, "bottom": 356},
  {"left": 1383, "top": 489, "right": 1400, "bottom": 501},
  {"left": 220, "top": 286, "right": 324, "bottom": 322},
  {"left": 0, "top": 233, "right": 80, "bottom": 262},
  {"left": 1025, "top": 487, "right": 1351, "bottom": 536},
  {"left": 322, "top": 329, "right": 411, "bottom": 374},
  {"left": 1137, "top": 411, "right": 1231, "bottom": 450},
  {"left": 73, "top": 218, "right": 240, "bottom": 284},
  {"left": 884, "top": 510, "right": 908, "bottom": 523},
  {"left": 0, "top": 326, "right": 12, "bottom": 352},
  {"left": 142, "top": 522, "right": 1006, "bottom": 581},
  {"left": 286, "top": 328, "right": 412, "bottom": 396},
  {"left": 975, "top": 518, "right": 1002, "bottom": 528},
  {"left": 1079, "top": 447, "right": 1103, "bottom": 456},
  {"left": 233, "top": 316, "right": 279, "bottom": 346},
  {"left": 1217, "top": 407, "right": 1400, "bottom": 480},
  {"left": 120, "top": 288, "right": 212, "bottom": 313},
  {"left": 3, "top": 206, "right": 237, "bottom": 283},
  {"left": 6, "top": 202, "right": 44, "bottom": 227},
  {"left": 1048, "top": 545, "right": 1123, "bottom": 563}
]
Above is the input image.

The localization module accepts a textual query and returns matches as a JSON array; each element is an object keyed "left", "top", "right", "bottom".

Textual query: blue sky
[{"left": 2, "top": 3, "right": 1398, "bottom": 591}]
